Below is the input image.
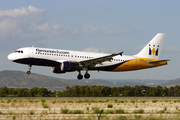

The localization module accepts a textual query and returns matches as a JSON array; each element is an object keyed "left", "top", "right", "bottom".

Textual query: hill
[
  {"left": 0, "top": 70, "right": 169, "bottom": 91},
  {"left": 0, "top": 70, "right": 69, "bottom": 91},
  {"left": 160, "top": 78, "right": 180, "bottom": 87}
]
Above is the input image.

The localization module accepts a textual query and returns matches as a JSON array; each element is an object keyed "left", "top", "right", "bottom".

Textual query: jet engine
[{"left": 52, "top": 62, "right": 78, "bottom": 73}]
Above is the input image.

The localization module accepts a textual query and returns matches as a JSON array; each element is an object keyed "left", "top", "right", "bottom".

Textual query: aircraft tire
[
  {"left": 84, "top": 73, "right": 90, "bottom": 79},
  {"left": 27, "top": 71, "right": 31, "bottom": 75},
  {"left": 77, "top": 74, "right": 83, "bottom": 80}
]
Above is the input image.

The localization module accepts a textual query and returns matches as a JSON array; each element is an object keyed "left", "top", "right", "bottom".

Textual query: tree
[
  {"left": 133, "top": 85, "right": 141, "bottom": 96},
  {"left": 0, "top": 86, "right": 8, "bottom": 96},
  {"left": 29, "top": 87, "right": 39, "bottom": 97},
  {"left": 38, "top": 88, "right": 49, "bottom": 97}
]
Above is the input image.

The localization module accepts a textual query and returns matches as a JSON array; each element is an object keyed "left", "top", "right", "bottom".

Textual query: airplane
[{"left": 8, "top": 33, "right": 169, "bottom": 80}]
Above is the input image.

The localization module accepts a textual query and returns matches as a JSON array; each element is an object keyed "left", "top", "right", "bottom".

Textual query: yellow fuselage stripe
[{"left": 112, "top": 58, "right": 167, "bottom": 72}]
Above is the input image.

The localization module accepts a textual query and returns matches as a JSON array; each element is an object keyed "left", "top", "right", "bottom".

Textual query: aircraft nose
[{"left": 7, "top": 53, "right": 14, "bottom": 61}]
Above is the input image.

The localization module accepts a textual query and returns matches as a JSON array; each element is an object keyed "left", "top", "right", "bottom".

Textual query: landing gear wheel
[
  {"left": 84, "top": 73, "right": 90, "bottom": 79},
  {"left": 27, "top": 65, "right": 32, "bottom": 75},
  {"left": 77, "top": 74, "right": 83, "bottom": 80},
  {"left": 27, "top": 71, "right": 31, "bottom": 75}
]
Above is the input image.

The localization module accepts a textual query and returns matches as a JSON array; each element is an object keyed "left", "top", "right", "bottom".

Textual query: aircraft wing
[{"left": 79, "top": 51, "right": 123, "bottom": 69}]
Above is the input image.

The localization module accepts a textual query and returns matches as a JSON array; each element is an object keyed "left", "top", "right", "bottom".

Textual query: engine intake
[{"left": 52, "top": 66, "right": 66, "bottom": 74}]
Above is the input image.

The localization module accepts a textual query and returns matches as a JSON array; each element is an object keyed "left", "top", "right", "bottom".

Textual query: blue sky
[{"left": 0, "top": 0, "right": 179, "bottom": 80}]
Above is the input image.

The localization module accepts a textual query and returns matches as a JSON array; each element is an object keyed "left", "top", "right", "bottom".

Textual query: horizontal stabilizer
[{"left": 147, "top": 59, "right": 170, "bottom": 65}]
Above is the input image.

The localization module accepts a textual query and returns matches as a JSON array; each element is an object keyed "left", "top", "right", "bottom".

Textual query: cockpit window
[{"left": 15, "top": 50, "right": 23, "bottom": 53}]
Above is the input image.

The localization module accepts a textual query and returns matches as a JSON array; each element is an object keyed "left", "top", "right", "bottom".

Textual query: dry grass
[{"left": 0, "top": 98, "right": 180, "bottom": 119}]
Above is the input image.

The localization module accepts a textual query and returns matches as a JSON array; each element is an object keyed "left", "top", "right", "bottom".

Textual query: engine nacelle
[
  {"left": 52, "top": 62, "right": 77, "bottom": 74},
  {"left": 61, "top": 62, "right": 77, "bottom": 72}
]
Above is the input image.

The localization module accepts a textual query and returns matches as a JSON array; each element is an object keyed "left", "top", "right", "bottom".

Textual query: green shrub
[
  {"left": 134, "top": 115, "right": 142, "bottom": 119},
  {"left": 107, "top": 104, "right": 113, "bottom": 108},
  {"left": 174, "top": 99, "right": 180, "bottom": 103},
  {"left": 68, "top": 100, "right": 73, "bottom": 103},
  {"left": 77, "top": 100, "right": 83, "bottom": 103},
  {"left": 159, "top": 107, "right": 167, "bottom": 113},
  {"left": 117, "top": 116, "right": 127, "bottom": 120},
  {"left": 42, "top": 103, "right": 49, "bottom": 108},
  {"left": 41, "top": 99, "right": 46, "bottom": 103},
  {"left": 30, "top": 110, "right": 35, "bottom": 115},
  {"left": 29, "top": 100, "right": 34, "bottom": 102},
  {"left": 92, "top": 107, "right": 102, "bottom": 114},
  {"left": 164, "top": 106, "right": 167, "bottom": 111},
  {"left": 114, "top": 99, "right": 118, "bottom": 103},
  {"left": 0, "top": 111, "right": 2, "bottom": 115},
  {"left": 131, "top": 100, "right": 135, "bottom": 103},
  {"left": 106, "top": 99, "right": 109, "bottom": 102},
  {"left": 133, "top": 109, "right": 144, "bottom": 114},
  {"left": 141, "top": 100, "right": 146, "bottom": 103},
  {"left": 52, "top": 100, "right": 56, "bottom": 104},
  {"left": 86, "top": 107, "right": 89, "bottom": 110},
  {"left": 61, "top": 108, "right": 69, "bottom": 114},
  {"left": 41, "top": 110, "right": 47, "bottom": 114},
  {"left": 84, "top": 99, "right": 89, "bottom": 102},
  {"left": 159, "top": 110, "right": 165, "bottom": 113},
  {"left": 105, "top": 110, "right": 114, "bottom": 114},
  {"left": 73, "top": 110, "right": 84, "bottom": 114},
  {"left": 60, "top": 100, "right": 66, "bottom": 103},
  {"left": 8, "top": 111, "right": 13, "bottom": 115},
  {"left": 12, "top": 115, "right": 16, "bottom": 120},
  {"left": 99, "top": 100, "right": 104, "bottom": 103},
  {"left": 90, "top": 99, "right": 96, "bottom": 103},
  {"left": 119, "top": 100, "right": 124, "bottom": 103},
  {"left": 7, "top": 99, "right": 11, "bottom": 103},
  {"left": 115, "top": 108, "right": 124, "bottom": 114},
  {"left": 152, "top": 99, "right": 158, "bottom": 103}
]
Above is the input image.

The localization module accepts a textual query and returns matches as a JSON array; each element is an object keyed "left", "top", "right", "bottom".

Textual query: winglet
[{"left": 119, "top": 51, "right": 124, "bottom": 56}]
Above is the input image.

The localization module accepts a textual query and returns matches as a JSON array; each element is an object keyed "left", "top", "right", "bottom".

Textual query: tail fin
[{"left": 136, "top": 33, "right": 166, "bottom": 59}]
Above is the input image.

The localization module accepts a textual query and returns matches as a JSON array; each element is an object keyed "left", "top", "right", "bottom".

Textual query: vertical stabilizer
[{"left": 136, "top": 33, "right": 166, "bottom": 59}]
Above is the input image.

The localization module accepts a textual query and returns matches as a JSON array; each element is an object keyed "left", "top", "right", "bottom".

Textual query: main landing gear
[
  {"left": 27, "top": 65, "right": 32, "bottom": 75},
  {"left": 77, "top": 71, "right": 90, "bottom": 80}
]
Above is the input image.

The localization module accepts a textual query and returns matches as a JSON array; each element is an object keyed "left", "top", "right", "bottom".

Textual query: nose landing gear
[{"left": 27, "top": 65, "right": 32, "bottom": 75}]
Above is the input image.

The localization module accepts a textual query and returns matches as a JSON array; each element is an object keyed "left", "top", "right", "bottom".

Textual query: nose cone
[{"left": 8, "top": 53, "right": 14, "bottom": 61}]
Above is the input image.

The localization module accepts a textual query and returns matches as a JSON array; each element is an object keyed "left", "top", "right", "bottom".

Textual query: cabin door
[{"left": 29, "top": 48, "right": 34, "bottom": 58}]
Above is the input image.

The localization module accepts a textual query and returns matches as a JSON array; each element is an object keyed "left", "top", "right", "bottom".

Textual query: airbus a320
[{"left": 8, "top": 33, "right": 169, "bottom": 80}]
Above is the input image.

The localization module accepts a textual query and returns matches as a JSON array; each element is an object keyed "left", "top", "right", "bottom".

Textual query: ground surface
[{"left": 0, "top": 97, "right": 180, "bottom": 120}]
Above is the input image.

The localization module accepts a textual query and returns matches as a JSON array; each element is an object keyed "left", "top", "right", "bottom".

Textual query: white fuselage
[{"left": 8, "top": 47, "right": 133, "bottom": 70}]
